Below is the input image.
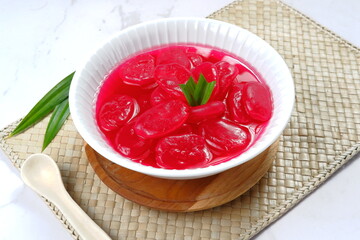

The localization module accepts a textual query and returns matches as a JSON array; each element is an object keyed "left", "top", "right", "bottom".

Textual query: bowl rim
[{"left": 69, "top": 17, "right": 295, "bottom": 179}]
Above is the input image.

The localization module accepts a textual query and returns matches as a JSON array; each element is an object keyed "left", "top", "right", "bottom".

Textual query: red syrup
[{"left": 95, "top": 44, "right": 273, "bottom": 170}]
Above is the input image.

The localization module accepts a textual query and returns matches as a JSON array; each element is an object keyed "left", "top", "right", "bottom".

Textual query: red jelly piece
[
  {"left": 200, "top": 119, "right": 251, "bottom": 155},
  {"left": 134, "top": 100, "right": 190, "bottom": 139},
  {"left": 214, "top": 61, "right": 239, "bottom": 100},
  {"left": 172, "top": 123, "right": 194, "bottom": 135},
  {"left": 155, "top": 134, "right": 211, "bottom": 169},
  {"left": 150, "top": 86, "right": 178, "bottom": 106},
  {"left": 135, "top": 92, "right": 152, "bottom": 112},
  {"left": 98, "top": 95, "right": 139, "bottom": 132},
  {"left": 192, "top": 62, "right": 220, "bottom": 99},
  {"left": 115, "top": 121, "right": 152, "bottom": 159},
  {"left": 155, "top": 63, "right": 192, "bottom": 97},
  {"left": 207, "top": 50, "right": 227, "bottom": 63},
  {"left": 244, "top": 82, "right": 273, "bottom": 122},
  {"left": 118, "top": 54, "right": 155, "bottom": 86},
  {"left": 234, "top": 71, "right": 259, "bottom": 84},
  {"left": 226, "top": 83, "right": 251, "bottom": 124},
  {"left": 192, "top": 62, "right": 218, "bottom": 82},
  {"left": 156, "top": 47, "right": 191, "bottom": 69},
  {"left": 186, "top": 52, "right": 203, "bottom": 67},
  {"left": 187, "top": 101, "right": 225, "bottom": 123}
]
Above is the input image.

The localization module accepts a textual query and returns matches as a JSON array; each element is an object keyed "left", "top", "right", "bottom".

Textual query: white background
[{"left": 0, "top": 0, "right": 359, "bottom": 239}]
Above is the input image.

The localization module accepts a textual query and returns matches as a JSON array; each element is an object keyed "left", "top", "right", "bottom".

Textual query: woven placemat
[{"left": 1, "top": 0, "right": 360, "bottom": 239}]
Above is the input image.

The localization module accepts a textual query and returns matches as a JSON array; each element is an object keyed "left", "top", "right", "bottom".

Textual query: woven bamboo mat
[{"left": 1, "top": 0, "right": 360, "bottom": 239}]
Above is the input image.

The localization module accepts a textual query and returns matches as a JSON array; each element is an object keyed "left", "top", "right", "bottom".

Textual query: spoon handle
[{"left": 53, "top": 187, "right": 111, "bottom": 240}]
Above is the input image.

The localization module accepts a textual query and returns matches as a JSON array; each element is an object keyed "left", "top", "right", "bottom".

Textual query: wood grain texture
[{"left": 85, "top": 140, "right": 278, "bottom": 212}]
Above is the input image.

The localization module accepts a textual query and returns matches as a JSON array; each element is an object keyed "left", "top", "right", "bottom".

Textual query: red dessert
[
  {"left": 156, "top": 134, "right": 211, "bottom": 169},
  {"left": 96, "top": 44, "right": 273, "bottom": 170},
  {"left": 134, "top": 100, "right": 190, "bottom": 139}
]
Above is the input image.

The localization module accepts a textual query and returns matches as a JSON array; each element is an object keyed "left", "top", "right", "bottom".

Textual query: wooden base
[{"left": 85, "top": 140, "right": 278, "bottom": 212}]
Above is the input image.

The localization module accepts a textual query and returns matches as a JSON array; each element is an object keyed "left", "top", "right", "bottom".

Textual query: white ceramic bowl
[{"left": 69, "top": 17, "right": 294, "bottom": 180}]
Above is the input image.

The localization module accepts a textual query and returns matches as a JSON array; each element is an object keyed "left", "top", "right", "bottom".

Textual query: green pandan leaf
[
  {"left": 200, "top": 81, "right": 216, "bottom": 105},
  {"left": 42, "top": 98, "right": 70, "bottom": 151},
  {"left": 193, "top": 74, "right": 207, "bottom": 104},
  {"left": 8, "top": 72, "right": 75, "bottom": 137},
  {"left": 179, "top": 74, "right": 216, "bottom": 106},
  {"left": 185, "top": 76, "right": 196, "bottom": 94},
  {"left": 179, "top": 84, "right": 196, "bottom": 106}
]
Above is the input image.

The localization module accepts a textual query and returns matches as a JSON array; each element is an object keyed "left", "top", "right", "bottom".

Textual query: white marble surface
[{"left": 0, "top": 0, "right": 359, "bottom": 239}]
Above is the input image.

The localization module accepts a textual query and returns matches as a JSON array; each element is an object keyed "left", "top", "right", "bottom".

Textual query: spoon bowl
[
  {"left": 21, "top": 153, "right": 111, "bottom": 240},
  {"left": 21, "top": 154, "right": 63, "bottom": 200}
]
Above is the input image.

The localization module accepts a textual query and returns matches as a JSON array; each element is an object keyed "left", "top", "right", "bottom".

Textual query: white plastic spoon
[{"left": 21, "top": 153, "right": 111, "bottom": 240}]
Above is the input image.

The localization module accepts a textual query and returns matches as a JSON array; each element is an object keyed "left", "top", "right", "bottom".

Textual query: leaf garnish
[
  {"left": 42, "top": 98, "right": 70, "bottom": 151},
  {"left": 7, "top": 72, "right": 75, "bottom": 151},
  {"left": 179, "top": 77, "right": 197, "bottom": 106},
  {"left": 179, "top": 74, "right": 215, "bottom": 106},
  {"left": 200, "top": 81, "right": 216, "bottom": 105},
  {"left": 179, "top": 84, "right": 196, "bottom": 107},
  {"left": 185, "top": 76, "right": 196, "bottom": 94},
  {"left": 8, "top": 72, "right": 75, "bottom": 137},
  {"left": 193, "top": 74, "right": 207, "bottom": 104}
]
